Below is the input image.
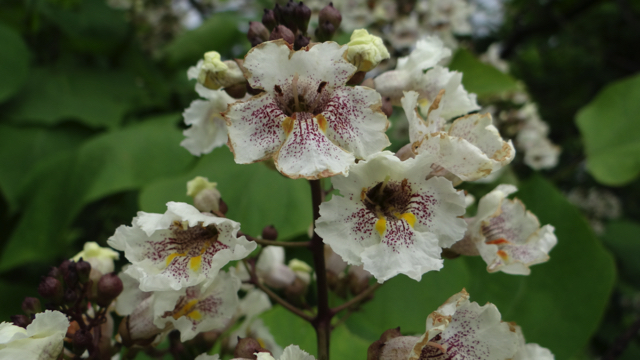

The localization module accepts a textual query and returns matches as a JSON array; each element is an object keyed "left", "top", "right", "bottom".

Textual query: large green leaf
[
  {"left": 448, "top": 48, "right": 520, "bottom": 98},
  {"left": 162, "top": 12, "right": 248, "bottom": 68},
  {"left": 0, "top": 125, "right": 89, "bottom": 212},
  {"left": 0, "top": 114, "right": 194, "bottom": 271},
  {"left": 5, "top": 68, "right": 144, "bottom": 129},
  {"left": 260, "top": 305, "right": 369, "bottom": 358},
  {"left": 0, "top": 23, "right": 29, "bottom": 102},
  {"left": 344, "top": 175, "right": 615, "bottom": 359},
  {"left": 576, "top": 73, "right": 640, "bottom": 186},
  {"left": 139, "top": 147, "right": 313, "bottom": 240},
  {"left": 601, "top": 220, "right": 640, "bottom": 287}
]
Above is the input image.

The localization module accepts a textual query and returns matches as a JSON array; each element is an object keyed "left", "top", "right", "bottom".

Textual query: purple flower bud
[
  {"left": 262, "top": 9, "right": 277, "bottom": 31},
  {"left": 38, "top": 277, "right": 63, "bottom": 301},
  {"left": 269, "top": 24, "right": 295, "bottom": 44},
  {"left": 21, "top": 297, "right": 42, "bottom": 316},
  {"left": 281, "top": 0, "right": 298, "bottom": 32},
  {"left": 319, "top": 2, "right": 342, "bottom": 29},
  {"left": 234, "top": 337, "right": 271, "bottom": 358},
  {"left": 73, "top": 329, "right": 94, "bottom": 355},
  {"left": 10, "top": 315, "right": 31, "bottom": 328},
  {"left": 96, "top": 273, "right": 123, "bottom": 307},
  {"left": 48, "top": 267, "right": 62, "bottom": 281},
  {"left": 315, "top": 20, "right": 336, "bottom": 42},
  {"left": 381, "top": 97, "right": 393, "bottom": 118},
  {"left": 64, "top": 288, "right": 79, "bottom": 305},
  {"left": 219, "top": 198, "right": 229, "bottom": 214},
  {"left": 62, "top": 260, "right": 78, "bottom": 286},
  {"left": 293, "top": 2, "right": 311, "bottom": 34},
  {"left": 248, "top": 21, "right": 270, "bottom": 47},
  {"left": 261, "top": 225, "right": 278, "bottom": 241},
  {"left": 294, "top": 34, "right": 310, "bottom": 50},
  {"left": 76, "top": 258, "right": 92, "bottom": 284}
]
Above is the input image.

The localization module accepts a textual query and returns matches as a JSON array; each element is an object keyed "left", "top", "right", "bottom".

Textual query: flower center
[
  {"left": 274, "top": 73, "right": 331, "bottom": 117},
  {"left": 362, "top": 177, "right": 417, "bottom": 235},
  {"left": 165, "top": 221, "right": 220, "bottom": 271}
]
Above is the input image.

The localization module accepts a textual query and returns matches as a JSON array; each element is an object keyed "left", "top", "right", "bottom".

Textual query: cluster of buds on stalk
[{"left": 24, "top": 258, "right": 123, "bottom": 358}]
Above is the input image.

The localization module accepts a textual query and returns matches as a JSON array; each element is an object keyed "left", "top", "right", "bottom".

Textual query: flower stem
[
  {"left": 241, "top": 233, "right": 311, "bottom": 248},
  {"left": 309, "top": 179, "right": 331, "bottom": 360},
  {"left": 330, "top": 283, "right": 382, "bottom": 314}
]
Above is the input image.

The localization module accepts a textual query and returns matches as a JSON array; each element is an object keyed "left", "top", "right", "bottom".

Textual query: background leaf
[
  {"left": 139, "top": 147, "right": 313, "bottom": 240},
  {"left": 0, "top": 23, "right": 29, "bottom": 102},
  {"left": 448, "top": 48, "right": 520, "bottom": 98},
  {"left": 601, "top": 220, "right": 640, "bottom": 288},
  {"left": 576, "top": 73, "right": 640, "bottom": 186}
]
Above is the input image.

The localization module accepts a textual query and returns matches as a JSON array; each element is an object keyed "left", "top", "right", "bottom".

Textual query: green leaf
[
  {"left": 448, "top": 48, "right": 520, "bottom": 98},
  {"left": 345, "top": 259, "right": 469, "bottom": 339},
  {"left": 576, "top": 73, "right": 640, "bottom": 186},
  {"left": 139, "top": 147, "right": 313, "bottom": 240},
  {"left": 162, "top": 12, "right": 248, "bottom": 68},
  {"left": 345, "top": 175, "right": 615, "bottom": 360},
  {"left": 0, "top": 23, "right": 29, "bottom": 102},
  {"left": 0, "top": 125, "right": 88, "bottom": 212},
  {"left": 5, "top": 67, "right": 144, "bottom": 129},
  {"left": 464, "top": 175, "right": 615, "bottom": 359},
  {"left": 260, "top": 306, "right": 316, "bottom": 355},
  {"left": 0, "top": 114, "right": 194, "bottom": 272},
  {"left": 601, "top": 220, "right": 640, "bottom": 287}
]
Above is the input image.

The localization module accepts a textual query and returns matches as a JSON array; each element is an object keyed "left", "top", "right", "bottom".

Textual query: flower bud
[
  {"left": 261, "top": 225, "right": 278, "bottom": 241},
  {"left": 293, "top": 2, "right": 311, "bottom": 34},
  {"left": 38, "top": 277, "right": 63, "bottom": 302},
  {"left": 273, "top": 3, "right": 285, "bottom": 24},
  {"left": 63, "top": 288, "right": 79, "bottom": 305},
  {"left": 22, "top": 297, "right": 42, "bottom": 316},
  {"left": 379, "top": 336, "right": 419, "bottom": 360},
  {"left": 367, "top": 328, "right": 405, "bottom": 360},
  {"left": 269, "top": 25, "right": 295, "bottom": 44},
  {"left": 224, "top": 82, "right": 248, "bottom": 99},
  {"left": 76, "top": 258, "right": 92, "bottom": 283},
  {"left": 319, "top": 2, "right": 342, "bottom": 29},
  {"left": 284, "top": 277, "right": 308, "bottom": 305},
  {"left": 346, "top": 29, "right": 390, "bottom": 72},
  {"left": 48, "top": 267, "right": 62, "bottom": 281},
  {"left": 73, "top": 329, "right": 94, "bottom": 355},
  {"left": 234, "top": 337, "right": 271, "bottom": 358},
  {"left": 187, "top": 176, "right": 222, "bottom": 213},
  {"left": 315, "top": 20, "right": 336, "bottom": 42},
  {"left": 381, "top": 96, "right": 393, "bottom": 118},
  {"left": 119, "top": 297, "right": 163, "bottom": 347},
  {"left": 219, "top": 198, "right": 229, "bottom": 215},
  {"left": 96, "top": 273, "right": 123, "bottom": 307},
  {"left": 62, "top": 261, "right": 79, "bottom": 286},
  {"left": 59, "top": 259, "right": 73, "bottom": 277},
  {"left": 281, "top": 0, "right": 298, "bottom": 32},
  {"left": 288, "top": 259, "right": 312, "bottom": 286},
  {"left": 248, "top": 21, "right": 270, "bottom": 47},
  {"left": 262, "top": 9, "right": 277, "bottom": 31},
  {"left": 10, "top": 315, "right": 31, "bottom": 328},
  {"left": 346, "top": 71, "right": 366, "bottom": 86},
  {"left": 197, "top": 52, "right": 245, "bottom": 90},
  {"left": 395, "top": 143, "right": 416, "bottom": 161},
  {"left": 294, "top": 34, "right": 310, "bottom": 51}
]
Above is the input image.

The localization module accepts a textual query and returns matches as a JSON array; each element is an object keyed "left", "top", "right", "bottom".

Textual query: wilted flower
[
  {"left": 0, "top": 311, "right": 69, "bottom": 359},
  {"left": 316, "top": 151, "right": 466, "bottom": 282},
  {"left": 466, "top": 185, "right": 557, "bottom": 275},
  {"left": 225, "top": 40, "right": 390, "bottom": 179},
  {"left": 108, "top": 202, "right": 256, "bottom": 291}
]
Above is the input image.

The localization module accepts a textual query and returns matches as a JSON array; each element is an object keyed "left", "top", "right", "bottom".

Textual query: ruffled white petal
[
  {"left": 417, "top": 66, "right": 479, "bottom": 120},
  {"left": 280, "top": 345, "right": 316, "bottom": 360},
  {"left": 181, "top": 90, "right": 235, "bottom": 156},
  {"left": 0, "top": 311, "right": 69, "bottom": 360},
  {"left": 401, "top": 91, "right": 445, "bottom": 144},
  {"left": 396, "top": 37, "right": 451, "bottom": 73},
  {"left": 108, "top": 202, "right": 256, "bottom": 291}
]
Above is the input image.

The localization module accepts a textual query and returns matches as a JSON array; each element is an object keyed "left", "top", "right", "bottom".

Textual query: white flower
[
  {"left": 316, "top": 152, "right": 466, "bottom": 282},
  {"left": 71, "top": 241, "right": 119, "bottom": 274},
  {"left": 108, "top": 202, "right": 256, "bottom": 291},
  {"left": 153, "top": 271, "right": 240, "bottom": 342},
  {"left": 0, "top": 310, "right": 69, "bottom": 360},
  {"left": 181, "top": 89, "right": 236, "bottom": 156},
  {"left": 406, "top": 289, "right": 520, "bottom": 360},
  {"left": 225, "top": 40, "right": 390, "bottom": 180},
  {"left": 514, "top": 103, "right": 560, "bottom": 170},
  {"left": 256, "top": 345, "right": 316, "bottom": 360},
  {"left": 374, "top": 38, "right": 478, "bottom": 119},
  {"left": 467, "top": 185, "right": 557, "bottom": 275},
  {"left": 402, "top": 91, "right": 515, "bottom": 182},
  {"left": 346, "top": 29, "right": 390, "bottom": 72}
]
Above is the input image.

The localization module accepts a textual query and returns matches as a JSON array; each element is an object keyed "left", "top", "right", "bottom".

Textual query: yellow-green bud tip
[
  {"left": 346, "top": 29, "right": 390, "bottom": 72},
  {"left": 187, "top": 176, "right": 218, "bottom": 198}
]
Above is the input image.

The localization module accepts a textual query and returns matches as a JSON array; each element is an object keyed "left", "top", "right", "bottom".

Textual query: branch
[
  {"left": 330, "top": 283, "right": 382, "bottom": 315},
  {"left": 243, "top": 260, "right": 313, "bottom": 322},
  {"left": 243, "top": 233, "right": 311, "bottom": 248},
  {"left": 604, "top": 316, "right": 640, "bottom": 360}
]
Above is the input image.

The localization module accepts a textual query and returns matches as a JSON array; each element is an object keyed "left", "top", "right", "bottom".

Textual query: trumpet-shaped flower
[
  {"left": 153, "top": 271, "right": 240, "bottom": 342},
  {"left": 255, "top": 345, "right": 316, "bottom": 360},
  {"left": 316, "top": 152, "right": 466, "bottom": 282},
  {"left": 181, "top": 88, "right": 236, "bottom": 156},
  {"left": 225, "top": 40, "right": 390, "bottom": 179},
  {"left": 402, "top": 91, "right": 515, "bottom": 182},
  {"left": 0, "top": 311, "right": 70, "bottom": 360},
  {"left": 407, "top": 289, "right": 520, "bottom": 360},
  {"left": 467, "top": 185, "right": 557, "bottom": 275},
  {"left": 108, "top": 202, "right": 256, "bottom": 291}
]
